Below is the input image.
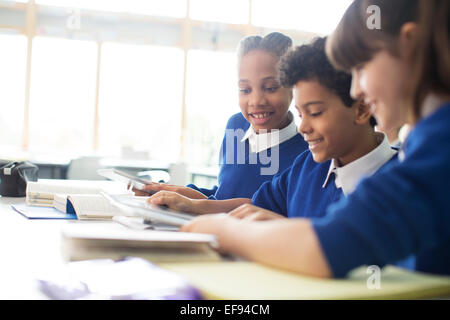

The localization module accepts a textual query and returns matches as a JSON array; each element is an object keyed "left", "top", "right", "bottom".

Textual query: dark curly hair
[
  {"left": 280, "top": 36, "right": 376, "bottom": 126},
  {"left": 279, "top": 37, "right": 354, "bottom": 107}
]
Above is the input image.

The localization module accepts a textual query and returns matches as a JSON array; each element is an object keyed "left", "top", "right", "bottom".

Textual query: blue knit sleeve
[
  {"left": 186, "top": 184, "right": 218, "bottom": 198},
  {"left": 251, "top": 166, "right": 290, "bottom": 216},
  {"left": 312, "top": 106, "right": 450, "bottom": 277}
]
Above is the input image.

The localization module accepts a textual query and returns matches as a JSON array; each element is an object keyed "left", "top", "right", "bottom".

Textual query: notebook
[
  {"left": 11, "top": 204, "right": 77, "bottom": 220},
  {"left": 61, "top": 222, "right": 221, "bottom": 263},
  {"left": 159, "top": 261, "right": 450, "bottom": 299}
]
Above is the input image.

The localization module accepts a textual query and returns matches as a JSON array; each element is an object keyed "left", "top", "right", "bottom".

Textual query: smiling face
[
  {"left": 238, "top": 50, "right": 293, "bottom": 133},
  {"left": 350, "top": 50, "right": 413, "bottom": 133},
  {"left": 295, "top": 80, "right": 374, "bottom": 166}
]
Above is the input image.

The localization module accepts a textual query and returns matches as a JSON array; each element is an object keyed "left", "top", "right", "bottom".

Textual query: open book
[
  {"left": 61, "top": 222, "right": 221, "bottom": 263},
  {"left": 54, "top": 193, "right": 148, "bottom": 220},
  {"left": 25, "top": 180, "right": 133, "bottom": 219}
]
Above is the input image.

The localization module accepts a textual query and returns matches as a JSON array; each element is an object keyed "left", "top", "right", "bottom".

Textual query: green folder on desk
[{"left": 160, "top": 261, "right": 450, "bottom": 299}]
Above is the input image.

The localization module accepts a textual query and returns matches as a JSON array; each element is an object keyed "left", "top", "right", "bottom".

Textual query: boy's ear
[{"left": 353, "top": 100, "right": 372, "bottom": 125}]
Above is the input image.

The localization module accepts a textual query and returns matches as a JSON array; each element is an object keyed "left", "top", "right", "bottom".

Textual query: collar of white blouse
[{"left": 240, "top": 111, "right": 298, "bottom": 153}]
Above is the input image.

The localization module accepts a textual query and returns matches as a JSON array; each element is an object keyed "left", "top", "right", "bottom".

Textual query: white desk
[
  {"left": 2, "top": 197, "right": 450, "bottom": 300},
  {"left": 0, "top": 197, "right": 114, "bottom": 299}
]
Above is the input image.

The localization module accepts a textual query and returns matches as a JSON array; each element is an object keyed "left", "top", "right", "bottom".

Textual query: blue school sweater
[
  {"left": 252, "top": 152, "right": 343, "bottom": 218},
  {"left": 313, "top": 103, "right": 450, "bottom": 277},
  {"left": 187, "top": 112, "right": 308, "bottom": 200},
  {"left": 252, "top": 146, "right": 398, "bottom": 219}
]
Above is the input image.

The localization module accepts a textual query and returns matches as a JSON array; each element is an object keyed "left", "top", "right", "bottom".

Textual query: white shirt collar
[
  {"left": 241, "top": 111, "right": 298, "bottom": 153},
  {"left": 322, "top": 133, "right": 397, "bottom": 196}
]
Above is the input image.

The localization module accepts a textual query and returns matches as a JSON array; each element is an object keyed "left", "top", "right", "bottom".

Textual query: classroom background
[{"left": 0, "top": 0, "right": 352, "bottom": 186}]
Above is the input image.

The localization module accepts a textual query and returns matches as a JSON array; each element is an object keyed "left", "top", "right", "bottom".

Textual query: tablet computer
[
  {"left": 97, "top": 169, "right": 153, "bottom": 190},
  {"left": 100, "top": 191, "right": 195, "bottom": 227}
]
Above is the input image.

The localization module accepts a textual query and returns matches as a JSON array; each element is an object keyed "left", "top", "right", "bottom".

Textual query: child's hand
[
  {"left": 139, "top": 183, "right": 207, "bottom": 199},
  {"left": 180, "top": 213, "right": 235, "bottom": 252},
  {"left": 228, "top": 203, "right": 285, "bottom": 221},
  {"left": 180, "top": 213, "right": 229, "bottom": 233},
  {"left": 147, "top": 191, "right": 197, "bottom": 213}
]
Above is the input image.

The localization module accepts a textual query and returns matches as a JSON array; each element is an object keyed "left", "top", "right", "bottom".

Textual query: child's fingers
[
  {"left": 132, "top": 188, "right": 151, "bottom": 196},
  {"left": 180, "top": 220, "right": 193, "bottom": 232},
  {"left": 244, "top": 212, "right": 264, "bottom": 221},
  {"left": 228, "top": 203, "right": 258, "bottom": 219},
  {"left": 142, "top": 183, "right": 166, "bottom": 191},
  {"left": 231, "top": 210, "right": 251, "bottom": 219},
  {"left": 245, "top": 211, "right": 274, "bottom": 221},
  {"left": 245, "top": 211, "right": 285, "bottom": 221},
  {"left": 147, "top": 191, "right": 172, "bottom": 205},
  {"left": 148, "top": 191, "right": 194, "bottom": 213}
]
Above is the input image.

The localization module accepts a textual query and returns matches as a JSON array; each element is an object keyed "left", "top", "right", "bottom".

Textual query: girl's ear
[
  {"left": 399, "top": 22, "right": 420, "bottom": 59},
  {"left": 353, "top": 100, "right": 372, "bottom": 126}
]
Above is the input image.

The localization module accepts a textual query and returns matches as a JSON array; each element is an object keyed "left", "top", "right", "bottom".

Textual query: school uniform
[
  {"left": 187, "top": 112, "right": 308, "bottom": 200},
  {"left": 252, "top": 132, "right": 398, "bottom": 218},
  {"left": 313, "top": 102, "right": 450, "bottom": 277}
]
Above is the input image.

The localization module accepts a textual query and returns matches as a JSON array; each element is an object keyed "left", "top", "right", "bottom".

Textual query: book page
[
  {"left": 68, "top": 194, "right": 124, "bottom": 218},
  {"left": 53, "top": 193, "right": 68, "bottom": 213}
]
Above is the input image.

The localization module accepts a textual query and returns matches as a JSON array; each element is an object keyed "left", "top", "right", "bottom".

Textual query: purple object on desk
[{"left": 37, "top": 257, "right": 203, "bottom": 300}]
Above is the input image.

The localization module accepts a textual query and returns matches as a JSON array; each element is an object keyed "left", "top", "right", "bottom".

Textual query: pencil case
[{"left": 0, "top": 160, "right": 38, "bottom": 197}]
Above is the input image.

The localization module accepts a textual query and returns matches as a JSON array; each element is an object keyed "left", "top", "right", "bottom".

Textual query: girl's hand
[
  {"left": 228, "top": 203, "right": 286, "bottom": 221},
  {"left": 136, "top": 183, "right": 207, "bottom": 199},
  {"left": 180, "top": 213, "right": 229, "bottom": 233},
  {"left": 147, "top": 191, "right": 198, "bottom": 213},
  {"left": 180, "top": 213, "right": 235, "bottom": 251}
]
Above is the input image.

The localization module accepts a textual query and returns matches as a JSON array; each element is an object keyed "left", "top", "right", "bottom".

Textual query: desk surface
[
  {"left": 1, "top": 196, "right": 450, "bottom": 300},
  {"left": 0, "top": 197, "right": 117, "bottom": 299}
]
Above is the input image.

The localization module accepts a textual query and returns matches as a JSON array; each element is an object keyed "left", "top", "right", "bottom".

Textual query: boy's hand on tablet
[
  {"left": 147, "top": 191, "right": 198, "bottom": 213},
  {"left": 228, "top": 203, "right": 285, "bottom": 221},
  {"left": 140, "top": 184, "right": 207, "bottom": 199}
]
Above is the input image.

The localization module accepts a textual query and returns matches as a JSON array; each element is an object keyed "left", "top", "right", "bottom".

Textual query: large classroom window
[
  {"left": 189, "top": 0, "right": 249, "bottom": 25},
  {"left": 252, "top": 0, "right": 353, "bottom": 34},
  {"left": 28, "top": 37, "right": 98, "bottom": 157},
  {"left": 0, "top": 0, "right": 351, "bottom": 172},
  {"left": 35, "top": 0, "right": 187, "bottom": 18},
  {"left": 0, "top": 34, "right": 27, "bottom": 153},
  {"left": 98, "top": 42, "right": 184, "bottom": 162},
  {"left": 184, "top": 49, "right": 238, "bottom": 167}
]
